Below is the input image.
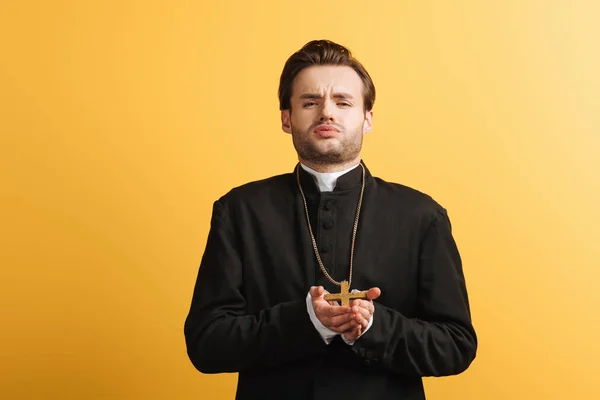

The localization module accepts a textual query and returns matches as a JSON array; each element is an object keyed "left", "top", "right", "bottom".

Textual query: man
[{"left": 184, "top": 39, "right": 477, "bottom": 399}]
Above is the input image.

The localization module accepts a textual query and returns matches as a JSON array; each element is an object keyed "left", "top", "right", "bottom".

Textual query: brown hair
[{"left": 278, "top": 40, "right": 376, "bottom": 112}]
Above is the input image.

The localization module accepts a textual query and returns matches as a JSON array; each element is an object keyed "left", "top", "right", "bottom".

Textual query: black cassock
[{"left": 185, "top": 162, "right": 477, "bottom": 400}]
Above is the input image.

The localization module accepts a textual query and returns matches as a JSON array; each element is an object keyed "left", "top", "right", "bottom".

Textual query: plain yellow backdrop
[{"left": 1, "top": 1, "right": 599, "bottom": 399}]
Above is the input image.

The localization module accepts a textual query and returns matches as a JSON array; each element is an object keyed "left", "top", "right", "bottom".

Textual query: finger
[
  {"left": 342, "top": 325, "right": 361, "bottom": 341},
  {"left": 366, "top": 287, "right": 381, "bottom": 301},
  {"left": 313, "top": 303, "right": 351, "bottom": 325},
  {"left": 329, "top": 319, "right": 357, "bottom": 333},
  {"left": 354, "top": 311, "right": 370, "bottom": 329},
  {"left": 318, "top": 302, "right": 352, "bottom": 316},
  {"left": 346, "top": 323, "right": 362, "bottom": 335},
  {"left": 351, "top": 299, "right": 369, "bottom": 311},
  {"left": 360, "top": 300, "right": 375, "bottom": 315},
  {"left": 349, "top": 298, "right": 362, "bottom": 308},
  {"left": 327, "top": 312, "right": 355, "bottom": 328},
  {"left": 343, "top": 332, "right": 357, "bottom": 342},
  {"left": 352, "top": 305, "right": 371, "bottom": 324},
  {"left": 349, "top": 307, "right": 368, "bottom": 329},
  {"left": 350, "top": 300, "right": 374, "bottom": 317}
]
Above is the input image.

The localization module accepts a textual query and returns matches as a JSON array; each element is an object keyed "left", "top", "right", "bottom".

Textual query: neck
[{"left": 298, "top": 156, "right": 362, "bottom": 173}]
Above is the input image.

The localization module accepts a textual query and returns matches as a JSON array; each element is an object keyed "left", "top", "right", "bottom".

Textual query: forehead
[{"left": 292, "top": 65, "right": 364, "bottom": 97}]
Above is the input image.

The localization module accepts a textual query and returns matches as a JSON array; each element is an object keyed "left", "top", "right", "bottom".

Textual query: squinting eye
[
  {"left": 304, "top": 102, "right": 316, "bottom": 107},
  {"left": 338, "top": 102, "right": 351, "bottom": 107}
]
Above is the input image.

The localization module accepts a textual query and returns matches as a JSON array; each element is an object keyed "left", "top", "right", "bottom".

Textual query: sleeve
[
  {"left": 351, "top": 208, "right": 477, "bottom": 377},
  {"left": 184, "top": 200, "right": 327, "bottom": 374}
]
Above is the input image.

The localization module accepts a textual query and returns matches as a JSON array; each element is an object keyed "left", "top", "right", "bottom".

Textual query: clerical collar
[{"left": 300, "top": 163, "right": 360, "bottom": 192}]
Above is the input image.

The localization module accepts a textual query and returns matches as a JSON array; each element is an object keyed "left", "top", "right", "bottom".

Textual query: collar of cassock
[{"left": 296, "top": 160, "right": 372, "bottom": 193}]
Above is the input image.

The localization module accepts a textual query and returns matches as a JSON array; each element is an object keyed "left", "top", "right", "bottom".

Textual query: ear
[
  {"left": 363, "top": 110, "right": 373, "bottom": 134},
  {"left": 281, "top": 110, "right": 292, "bottom": 134}
]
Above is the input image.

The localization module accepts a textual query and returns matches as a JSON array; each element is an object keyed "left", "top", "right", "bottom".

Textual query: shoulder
[
  {"left": 372, "top": 176, "right": 443, "bottom": 212},
  {"left": 370, "top": 176, "right": 448, "bottom": 228},
  {"left": 216, "top": 172, "right": 294, "bottom": 210}
]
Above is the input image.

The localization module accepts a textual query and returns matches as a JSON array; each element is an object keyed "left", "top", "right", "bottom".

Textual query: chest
[{"left": 235, "top": 193, "right": 421, "bottom": 314}]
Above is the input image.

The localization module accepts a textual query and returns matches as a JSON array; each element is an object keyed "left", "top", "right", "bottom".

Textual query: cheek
[
  {"left": 292, "top": 110, "right": 316, "bottom": 129},
  {"left": 346, "top": 113, "right": 365, "bottom": 128}
]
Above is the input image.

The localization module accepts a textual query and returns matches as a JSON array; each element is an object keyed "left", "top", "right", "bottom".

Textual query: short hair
[{"left": 278, "top": 40, "right": 376, "bottom": 112}]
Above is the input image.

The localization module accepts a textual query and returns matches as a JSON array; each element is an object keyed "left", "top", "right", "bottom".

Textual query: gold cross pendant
[{"left": 324, "top": 280, "right": 368, "bottom": 307}]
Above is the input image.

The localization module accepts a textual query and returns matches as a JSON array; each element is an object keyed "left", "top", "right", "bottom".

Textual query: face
[{"left": 281, "top": 65, "right": 373, "bottom": 169}]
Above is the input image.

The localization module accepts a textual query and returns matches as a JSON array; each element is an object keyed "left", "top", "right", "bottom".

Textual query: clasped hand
[{"left": 310, "top": 286, "right": 381, "bottom": 342}]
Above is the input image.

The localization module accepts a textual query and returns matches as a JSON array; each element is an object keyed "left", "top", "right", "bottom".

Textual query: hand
[
  {"left": 342, "top": 287, "right": 381, "bottom": 342},
  {"left": 310, "top": 286, "right": 356, "bottom": 333}
]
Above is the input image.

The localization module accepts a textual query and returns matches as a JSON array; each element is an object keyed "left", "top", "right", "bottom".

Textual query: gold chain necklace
[{"left": 295, "top": 162, "right": 366, "bottom": 289}]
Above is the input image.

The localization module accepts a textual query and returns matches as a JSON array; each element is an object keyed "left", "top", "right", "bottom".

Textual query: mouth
[{"left": 314, "top": 124, "right": 341, "bottom": 138}]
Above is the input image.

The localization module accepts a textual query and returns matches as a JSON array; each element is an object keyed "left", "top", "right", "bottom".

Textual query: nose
[{"left": 319, "top": 100, "right": 334, "bottom": 122}]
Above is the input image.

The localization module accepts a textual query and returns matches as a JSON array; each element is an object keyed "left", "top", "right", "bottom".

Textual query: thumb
[
  {"left": 310, "top": 286, "right": 324, "bottom": 298},
  {"left": 366, "top": 287, "right": 381, "bottom": 301}
]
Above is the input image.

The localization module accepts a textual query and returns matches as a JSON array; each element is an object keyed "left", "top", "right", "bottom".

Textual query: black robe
[{"left": 184, "top": 162, "right": 477, "bottom": 399}]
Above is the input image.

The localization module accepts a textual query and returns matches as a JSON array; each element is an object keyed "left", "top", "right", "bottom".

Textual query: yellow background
[{"left": 1, "top": 1, "right": 599, "bottom": 399}]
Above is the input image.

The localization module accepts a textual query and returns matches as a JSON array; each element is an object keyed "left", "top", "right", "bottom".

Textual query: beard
[{"left": 291, "top": 121, "right": 364, "bottom": 166}]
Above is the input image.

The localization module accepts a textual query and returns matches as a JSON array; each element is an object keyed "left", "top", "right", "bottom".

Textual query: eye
[
  {"left": 303, "top": 102, "right": 317, "bottom": 107},
  {"left": 338, "top": 102, "right": 351, "bottom": 107}
]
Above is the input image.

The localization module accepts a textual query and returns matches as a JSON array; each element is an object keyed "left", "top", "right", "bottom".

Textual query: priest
[{"left": 184, "top": 39, "right": 477, "bottom": 399}]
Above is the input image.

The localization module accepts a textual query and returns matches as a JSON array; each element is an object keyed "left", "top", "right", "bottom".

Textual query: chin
[{"left": 309, "top": 152, "right": 347, "bottom": 164}]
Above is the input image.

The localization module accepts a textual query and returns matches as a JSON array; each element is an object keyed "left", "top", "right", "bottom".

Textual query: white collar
[{"left": 300, "top": 163, "right": 360, "bottom": 192}]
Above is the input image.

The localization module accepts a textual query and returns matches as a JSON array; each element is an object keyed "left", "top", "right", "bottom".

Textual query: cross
[{"left": 324, "top": 280, "right": 368, "bottom": 306}]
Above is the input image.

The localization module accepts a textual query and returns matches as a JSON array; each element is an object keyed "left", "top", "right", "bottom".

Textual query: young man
[{"left": 185, "top": 40, "right": 477, "bottom": 399}]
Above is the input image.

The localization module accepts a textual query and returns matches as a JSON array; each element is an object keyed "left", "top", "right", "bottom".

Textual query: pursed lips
[{"left": 314, "top": 124, "right": 341, "bottom": 137}]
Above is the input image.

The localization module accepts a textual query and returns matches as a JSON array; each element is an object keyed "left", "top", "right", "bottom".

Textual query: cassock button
[
  {"left": 321, "top": 245, "right": 330, "bottom": 254},
  {"left": 324, "top": 200, "right": 336, "bottom": 210},
  {"left": 323, "top": 220, "right": 333, "bottom": 229}
]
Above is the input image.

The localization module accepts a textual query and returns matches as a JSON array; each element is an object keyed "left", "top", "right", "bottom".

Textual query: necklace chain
[{"left": 295, "top": 163, "right": 366, "bottom": 288}]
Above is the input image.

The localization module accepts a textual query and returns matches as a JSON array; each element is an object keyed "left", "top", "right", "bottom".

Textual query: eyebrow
[{"left": 299, "top": 93, "right": 354, "bottom": 100}]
